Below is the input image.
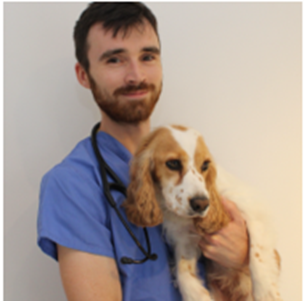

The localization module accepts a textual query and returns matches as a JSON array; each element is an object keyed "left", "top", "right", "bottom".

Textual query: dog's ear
[
  {"left": 194, "top": 162, "right": 230, "bottom": 234},
  {"left": 123, "top": 132, "right": 163, "bottom": 227}
]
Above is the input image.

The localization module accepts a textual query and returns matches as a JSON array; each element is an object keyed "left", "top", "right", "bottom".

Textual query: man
[{"left": 37, "top": 3, "right": 249, "bottom": 300}]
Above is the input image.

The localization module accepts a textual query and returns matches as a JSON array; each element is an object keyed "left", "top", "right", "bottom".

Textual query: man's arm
[{"left": 57, "top": 245, "right": 122, "bottom": 301}]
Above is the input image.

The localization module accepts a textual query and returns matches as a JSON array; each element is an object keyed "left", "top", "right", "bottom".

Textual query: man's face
[{"left": 85, "top": 20, "right": 162, "bottom": 124}]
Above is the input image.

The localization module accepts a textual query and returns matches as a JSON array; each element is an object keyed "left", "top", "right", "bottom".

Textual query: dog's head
[{"left": 123, "top": 125, "right": 229, "bottom": 232}]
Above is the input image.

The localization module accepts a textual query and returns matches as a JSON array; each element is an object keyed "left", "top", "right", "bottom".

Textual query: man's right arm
[{"left": 57, "top": 245, "right": 122, "bottom": 301}]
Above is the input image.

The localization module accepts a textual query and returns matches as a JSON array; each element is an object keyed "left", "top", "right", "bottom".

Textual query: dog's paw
[{"left": 178, "top": 271, "right": 213, "bottom": 301}]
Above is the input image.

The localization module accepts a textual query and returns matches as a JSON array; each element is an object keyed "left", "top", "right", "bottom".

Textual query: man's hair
[{"left": 73, "top": 2, "right": 159, "bottom": 72}]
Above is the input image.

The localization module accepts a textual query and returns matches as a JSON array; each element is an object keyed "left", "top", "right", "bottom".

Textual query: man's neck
[{"left": 98, "top": 114, "right": 150, "bottom": 155}]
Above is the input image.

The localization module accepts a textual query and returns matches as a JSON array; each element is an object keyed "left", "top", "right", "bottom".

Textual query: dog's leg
[
  {"left": 176, "top": 244, "right": 213, "bottom": 301},
  {"left": 249, "top": 241, "right": 283, "bottom": 301}
]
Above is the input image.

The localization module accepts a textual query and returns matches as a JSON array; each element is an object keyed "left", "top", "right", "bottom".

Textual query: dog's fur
[{"left": 123, "top": 125, "right": 283, "bottom": 301}]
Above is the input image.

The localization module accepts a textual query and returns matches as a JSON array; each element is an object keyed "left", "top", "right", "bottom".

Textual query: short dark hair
[{"left": 73, "top": 2, "right": 159, "bottom": 72}]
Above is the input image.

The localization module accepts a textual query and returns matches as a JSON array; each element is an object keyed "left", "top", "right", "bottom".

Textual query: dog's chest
[{"left": 162, "top": 215, "right": 201, "bottom": 252}]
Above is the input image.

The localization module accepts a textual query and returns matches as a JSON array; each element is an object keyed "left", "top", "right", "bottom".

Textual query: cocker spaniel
[{"left": 124, "top": 125, "right": 283, "bottom": 301}]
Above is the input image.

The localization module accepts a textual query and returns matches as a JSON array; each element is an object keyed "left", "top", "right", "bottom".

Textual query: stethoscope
[{"left": 91, "top": 122, "right": 158, "bottom": 264}]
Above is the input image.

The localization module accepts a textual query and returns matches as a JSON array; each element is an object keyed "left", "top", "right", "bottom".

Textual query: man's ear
[{"left": 75, "top": 62, "right": 91, "bottom": 89}]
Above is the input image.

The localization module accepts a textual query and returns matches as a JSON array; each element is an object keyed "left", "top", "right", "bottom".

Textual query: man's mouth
[
  {"left": 121, "top": 90, "right": 149, "bottom": 98},
  {"left": 114, "top": 82, "right": 155, "bottom": 98}
]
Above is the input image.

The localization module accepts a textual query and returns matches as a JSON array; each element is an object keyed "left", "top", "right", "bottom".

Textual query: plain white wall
[{"left": 4, "top": 2, "right": 301, "bottom": 301}]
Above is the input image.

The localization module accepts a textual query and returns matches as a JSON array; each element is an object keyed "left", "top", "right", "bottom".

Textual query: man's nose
[{"left": 125, "top": 61, "right": 146, "bottom": 85}]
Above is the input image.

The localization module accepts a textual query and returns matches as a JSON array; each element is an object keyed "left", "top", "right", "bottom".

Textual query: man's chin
[
  {"left": 99, "top": 104, "right": 152, "bottom": 124},
  {"left": 96, "top": 90, "right": 160, "bottom": 124}
]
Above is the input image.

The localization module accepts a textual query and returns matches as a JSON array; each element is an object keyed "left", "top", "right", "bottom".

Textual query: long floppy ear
[
  {"left": 123, "top": 133, "right": 163, "bottom": 227},
  {"left": 194, "top": 162, "right": 230, "bottom": 234}
]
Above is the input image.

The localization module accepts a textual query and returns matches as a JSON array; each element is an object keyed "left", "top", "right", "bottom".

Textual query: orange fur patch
[
  {"left": 190, "top": 272, "right": 197, "bottom": 278},
  {"left": 176, "top": 196, "right": 182, "bottom": 204},
  {"left": 171, "top": 124, "right": 188, "bottom": 131},
  {"left": 208, "top": 263, "right": 252, "bottom": 301},
  {"left": 178, "top": 257, "right": 196, "bottom": 275},
  {"left": 274, "top": 249, "right": 281, "bottom": 270}
]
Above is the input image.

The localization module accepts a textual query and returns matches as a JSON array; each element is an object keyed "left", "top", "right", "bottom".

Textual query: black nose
[{"left": 189, "top": 196, "right": 209, "bottom": 213}]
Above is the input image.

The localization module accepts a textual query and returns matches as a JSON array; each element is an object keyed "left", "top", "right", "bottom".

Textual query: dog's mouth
[
  {"left": 163, "top": 206, "right": 210, "bottom": 219},
  {"left": 189, "top": 205, "right": 210, "bottom": 218}
]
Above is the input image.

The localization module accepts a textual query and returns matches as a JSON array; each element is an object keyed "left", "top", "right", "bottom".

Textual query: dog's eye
[
  {"left": 201, "top": 160, "right": 210, "bottom": 172},
  {"left": 166, "top": 160, "right": 182, "bottom": 171}
]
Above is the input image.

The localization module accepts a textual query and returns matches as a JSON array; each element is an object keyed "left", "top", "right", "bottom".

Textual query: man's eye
[
  {"left": 166, "top": 160, "right": 182, "bottom": 171},
  {"left": 107, "top": 57, "right": 120, "bottom": 64},
  {"left": 142, "top": 54, "right": 155, "bottom": 61},
  {"left": 201, "top": 160, "right": 210, "bottom": 172}
]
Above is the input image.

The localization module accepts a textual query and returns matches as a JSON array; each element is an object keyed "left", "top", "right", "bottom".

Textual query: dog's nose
[{"left": 189, "top": 196, "right": 209, "bottom": 213}]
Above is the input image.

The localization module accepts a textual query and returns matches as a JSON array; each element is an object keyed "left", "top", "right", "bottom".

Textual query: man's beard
[{"left": 88, "top": 75, "right": 162, "bottom": 124}]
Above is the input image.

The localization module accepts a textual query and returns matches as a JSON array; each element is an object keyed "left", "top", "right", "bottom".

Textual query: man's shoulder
[
  {"left": 42, "top": 136, "right": 97, "bottom": 185},
  {"left": 62, "top": 136, "right": 95, "bottom": 168},
  {"left": 40, "top": 131, "right": 131, "bottom": 194}
]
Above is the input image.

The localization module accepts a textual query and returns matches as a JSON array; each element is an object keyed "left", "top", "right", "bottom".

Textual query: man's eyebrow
[
  {"left": 99, "top": 46, "right": 160, "bottom": 61},
  {"left": 142, "top": 46, "right": 160, "bottom": 54},
  {"left": 99, "top": 48, "right": 126, "bottom": 61}
]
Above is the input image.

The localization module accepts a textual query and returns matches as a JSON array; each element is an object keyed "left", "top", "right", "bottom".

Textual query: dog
[{"left": 123, "top": 125, "right": 283, "bottom": 301}]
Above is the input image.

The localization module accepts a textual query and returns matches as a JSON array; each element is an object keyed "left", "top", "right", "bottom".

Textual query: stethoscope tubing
[{"left": 91, "top": 123, "right": 157, "bottom": 264}]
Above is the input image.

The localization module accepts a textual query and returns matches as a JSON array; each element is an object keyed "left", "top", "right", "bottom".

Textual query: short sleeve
[{"left": 37, "top": 165, "right": 114, "bottom": 261}]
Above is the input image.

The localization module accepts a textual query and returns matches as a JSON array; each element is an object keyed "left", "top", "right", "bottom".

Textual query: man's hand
[{"left": 198, "top": 198, "right": 249, "bottom": 270}]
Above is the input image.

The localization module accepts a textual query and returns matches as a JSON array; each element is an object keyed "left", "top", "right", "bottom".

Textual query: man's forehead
[{"left": 87, "top": 19, "right": 158, "bottom": 47}]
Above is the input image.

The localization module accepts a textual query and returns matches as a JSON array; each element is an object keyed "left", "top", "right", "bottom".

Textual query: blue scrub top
[{"left": 37, "top": 131, "right": 206, "bottom": 301}]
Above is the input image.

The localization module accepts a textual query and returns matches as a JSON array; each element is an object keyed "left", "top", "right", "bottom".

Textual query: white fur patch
[
  {"left": 166, "top": 126, "right": 200, "bottom": 162},
  {"left": 161, "top": 126, "right": 209, "bottom": 217}
]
